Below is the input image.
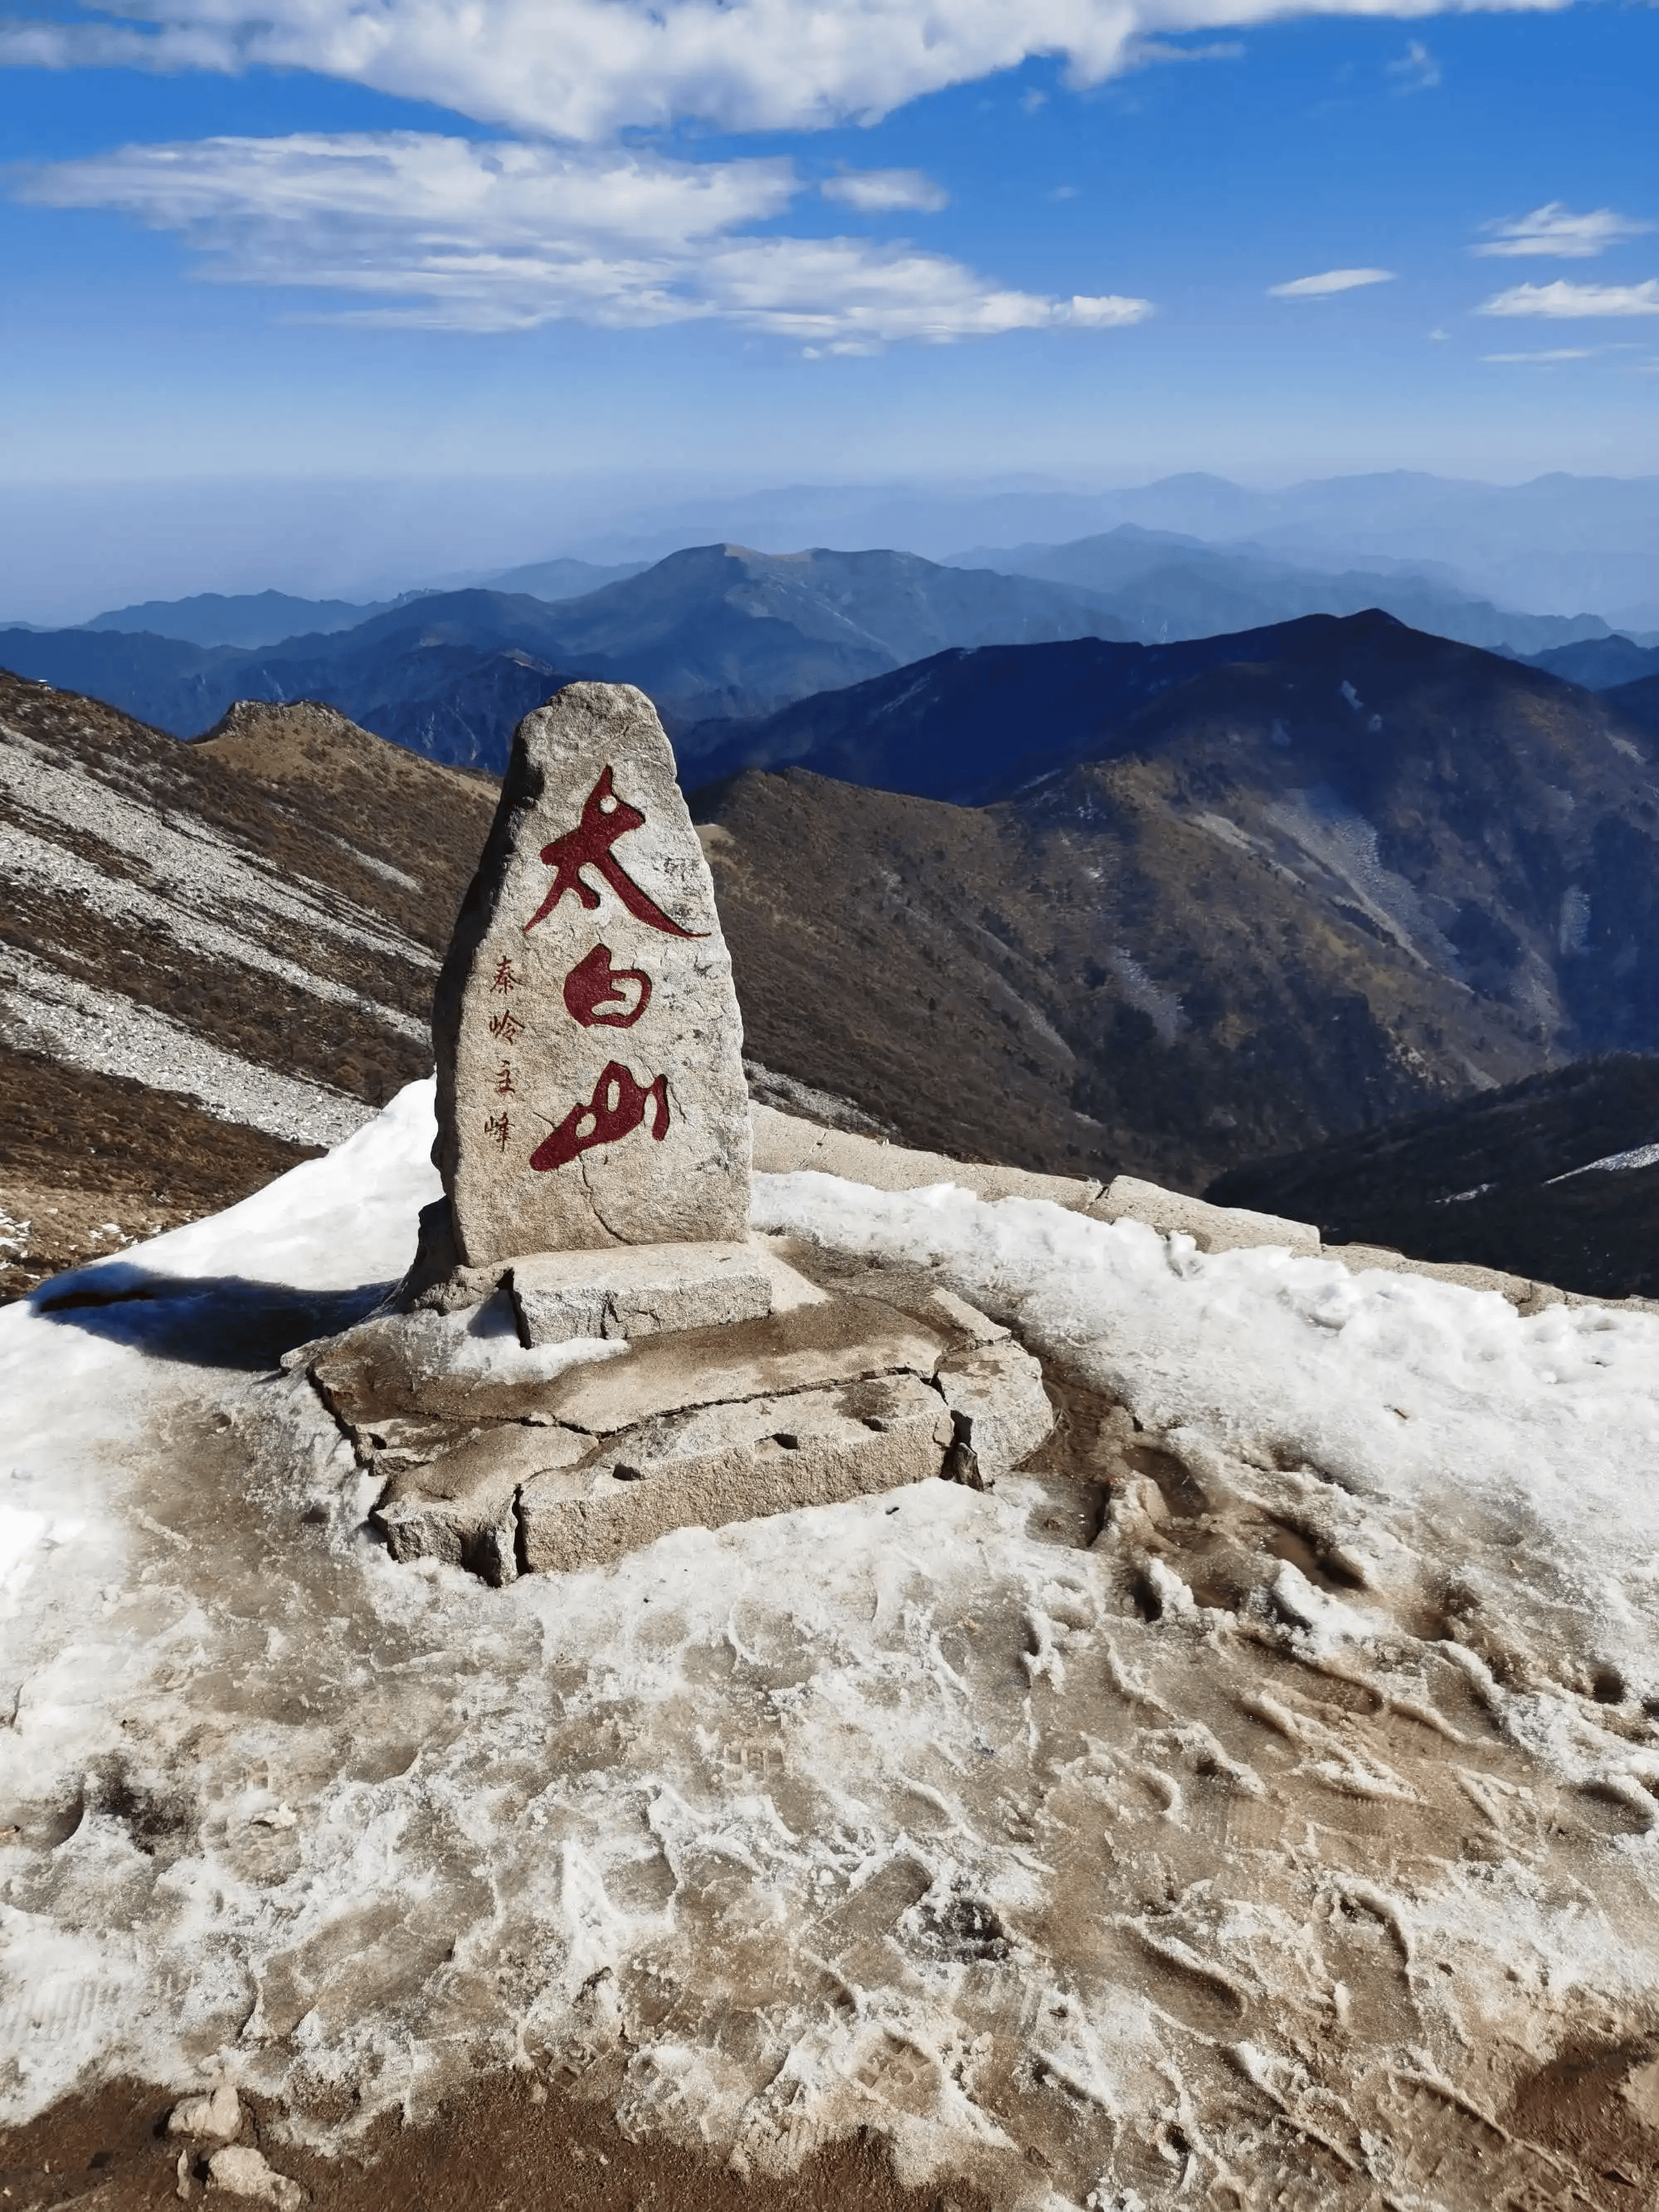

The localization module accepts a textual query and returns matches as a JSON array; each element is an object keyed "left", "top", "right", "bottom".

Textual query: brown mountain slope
[
  {"left": 696, "top": 620, "right": 1659, "bottom": 1188},
  {"left": 1, "top": 681, "right": 496, "bottom": 1296},
  {"left": 694, "top": 770, "right": 1532, "bottom": 1189}
]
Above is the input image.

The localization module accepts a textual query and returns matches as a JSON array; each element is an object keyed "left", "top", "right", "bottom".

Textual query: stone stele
[{"left": 433, "top": 683, "right": 751, "bottom": 1265}]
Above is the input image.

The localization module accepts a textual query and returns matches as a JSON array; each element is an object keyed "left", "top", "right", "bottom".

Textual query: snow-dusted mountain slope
[
  {"left": 0, "top": 681, "right": 496, "bottom": 1296},
  {"left": 4, "top": 1086, "right": 1659, "bottom": 2207}
]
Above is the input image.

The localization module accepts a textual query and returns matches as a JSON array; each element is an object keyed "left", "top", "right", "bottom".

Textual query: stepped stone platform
[{"left": 299, "top": 1237, "right": 1053, "bottom": 1582}]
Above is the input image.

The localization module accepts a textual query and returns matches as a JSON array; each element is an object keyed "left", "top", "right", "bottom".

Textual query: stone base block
[
  {"left": 539, "top": 1295, "right": 949, "bottom": 1434},
  {"left": 511, "top": 1241, "right": 772, "bottom": 1347},
  {"left": 519, "top": 1372, "right": 954, "bottom": 1574},
  {"left": 313, "top": 1260, "right": 1056, "bottom": 1582}
]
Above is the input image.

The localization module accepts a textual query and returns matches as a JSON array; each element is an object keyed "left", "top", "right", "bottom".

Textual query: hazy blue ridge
[
  {"left": 945, "top": 525, "right": 1617, "bottom": 658},
  {"left": 1525, "top": 636, "right": 1659, "bottom": 692},
  {"left": 679, "top": 607, "right": 1654, "bottom": 808},
  {"left": 1, "top": 544, "right": 1138, "bottom": 771}
]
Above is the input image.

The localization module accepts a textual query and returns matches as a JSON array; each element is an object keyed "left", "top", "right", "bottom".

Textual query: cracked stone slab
[
  {"left": 310, "top": 1286, "right": 932, "bottom": 1439},
  {"left": 306, "top": 1299, "right": 622, "bottom": 1432},
  {"left": 935, "top": 1339, "right": 1054, "bottom": 1485},
  {"left": 375, "top": 1422, "right": 589, "bottom": 1583},
  {"left": 511, "top": 1240, "right": 773, "bottom": 1346},
  {"left": 540, "top": 1296, "right": 951, "bottom": 1436},
  {"left": 518, "top": 1373, "right": 956, "bottom": 1574},
  {"left": 308, "top": 1266, "right": 1053, "bottom": 1582},
  {"left": 433, "top": 683, "right": 751, "bottom": 1266}
]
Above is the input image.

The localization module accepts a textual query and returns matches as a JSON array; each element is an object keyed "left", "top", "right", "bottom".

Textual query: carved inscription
[
  {"left": 475, "top": 766, "right": 689, "bottom": 1175},
  {"left": 562, "top": 943, "right": 651, "bottom": 1029},
  {"left": 529, "top": 1061, "right": 671, "bottom": 1173},
  {"left": 523, "top": 767, "right": 706, "bottom": 941},
  {"left": 434, "top": 680, "right": 750, "bottom": 1262}
]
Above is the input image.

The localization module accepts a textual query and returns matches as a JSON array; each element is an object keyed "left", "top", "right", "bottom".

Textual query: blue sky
[{"left": 2, "top": 0, "right": 1657, "bottom": 594}]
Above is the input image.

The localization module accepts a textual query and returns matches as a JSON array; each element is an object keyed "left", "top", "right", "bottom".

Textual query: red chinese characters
[
  {"left": 529, "top": 1061, "right": 669, "bottom": 1173},
  {"left": 562, "top": 943, "right": 651, "bottom": 1029},
  {"left": 489, "top": 764, "right": 684, "bottom": 1176},
  {"left": 523, "top": 767, "right": 705, "bottom": 941},
  {"left": 484, "top": 958, "right": 523, "bottom": 1145}
]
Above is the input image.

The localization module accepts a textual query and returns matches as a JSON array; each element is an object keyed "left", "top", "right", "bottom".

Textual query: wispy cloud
[
  {"left": 1474, "top": 203, "right": 1652, "bottom": 260},
  {"left": 1124, "top": 36, "right": 1245, "bottom": 66},
  {"left": 18, "top": 131, "right": 1152, "bottom": 345},
  {"left": 1481, "top": 348, "right": 1593, "bottom": 362},
  {"left": 1267, "top": 267, "right": 1395, "bottom": 299},
  {"left": 820, "top": 168, "right": 946, "bottom": 214},
  {"left": 1477, "top": 278, "right": 1659, "bottom": 318},
  {"left": 0, "top": 0, "right": 1583, "bottom": 143},
  {"left": 1388, "top": 40, "right": 1440, "bottom": 90}
]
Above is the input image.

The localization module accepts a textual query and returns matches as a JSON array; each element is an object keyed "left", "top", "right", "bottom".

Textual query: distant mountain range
[
  {"left": 9, "top": 469, "right": 1659, "bottom": 639},
  {"left": 693, "top": 612, "right": 1659, "bottom": 1192},
  {"left": 75, "top": 558, "right": 647, "bottom": 649},
  {"left": 1525, "top": 634, "right": 1659, "bottom": 691},
  {"left": 13, "top": 523, "right": 1646, "bottom": 778},
  {"left": 950, "top": 525, "right": 1628, "bottom": 657},
  {"left": 533, "top": 470, "right": 1659, "bottom": 631},
  {"left": 1209, "top": 1056, "right": 1659, "bottom": 1300},
  {"left": 681, "top": 605, "right": 1659, "bottom": 805},
  {"left": 83, "top": 588, "right": 423, "bottom": 649},
  {"left": 0, "top": 545, "right": 1133, "bottom": 765}
]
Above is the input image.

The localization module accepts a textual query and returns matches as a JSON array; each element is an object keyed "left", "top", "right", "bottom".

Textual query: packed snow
[{"left": 2, "top": 1081, "right": 1658, "bottom": 2207}]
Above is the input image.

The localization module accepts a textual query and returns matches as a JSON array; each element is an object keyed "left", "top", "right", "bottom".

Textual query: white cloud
[
  {"left": 1477, "top": 278, "right": 1659, "bottom": 318},
  {"left": 1123, "top": 36, "right": 1246, "bottom": 64},
  {"left": 1474, "top": 202, "right": 1652, "bottom": 259},
  {"left": 0, "top": 0, "right": 1579, "bottom": 143},
  {"left": 1388, "top": 38, "right": 1440, "bottom": 89},
  {"left": 820, "top": 168, "right": 946, "bottom": 213},
  {"left": 1481, "top": 348, "right": 1593, "bottom": 361},
  {"left": 26, "top": 131, "right": 799, "bottom": 246},
  {"left": 1267, "top": 267, "right": 1395, "bottom": 298},
  {"left": 19, "top": 131, "right": 1152, "bottom": 343}
]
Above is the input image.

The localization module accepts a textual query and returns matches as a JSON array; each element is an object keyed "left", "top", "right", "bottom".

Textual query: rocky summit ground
[
  {"left": 7, "top": 654, "right": 1659, "bottom": 2208},
  {"left": 5, "top": 1087, "right": 1659, "bottom": 2212}
]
